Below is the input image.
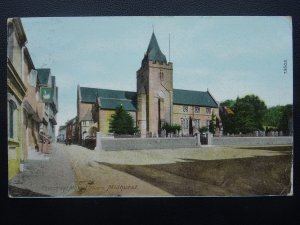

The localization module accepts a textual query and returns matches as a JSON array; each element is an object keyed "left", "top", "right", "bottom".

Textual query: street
[{"left": 9, "top": 143, "right": 292, "bottom": 197}]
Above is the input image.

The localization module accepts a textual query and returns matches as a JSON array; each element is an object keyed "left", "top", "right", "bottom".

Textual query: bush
[
  {"left": 161, "top": 123, "right": 181, "bottom": 135},
  {"left": 199, "top": 126, "right": 208, "bottom": 134}
]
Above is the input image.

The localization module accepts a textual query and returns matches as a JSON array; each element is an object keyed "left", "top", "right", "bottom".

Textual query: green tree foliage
[
  {"left": 209, "top": 112, "right": 216, "bottom": 134},
  {"left": 220, "top": 95, "right": 267, "bottom": 134},
  {"left": 278, "top": 104, "right": 293, "bottom": 134},
  {"left": 233, "top": 95, "right": 267, "bottom": 133},
  {"left": 162, "top": 122, "right": 181, "bottom": 135},
  {"left": 263, "top": 105, "right": 285, "bottom": 127},
  {"left": 219, "top": 99, "right": 236, "bottom": 134},
  {"left": 220, "top": 99, "right": 235, "bottom": 107},
  {"left": 109, "top": 105, "right": 138, "bottom": 135},
  {"left": 198, "top": 126, "right": 208, "bottom": 134}
]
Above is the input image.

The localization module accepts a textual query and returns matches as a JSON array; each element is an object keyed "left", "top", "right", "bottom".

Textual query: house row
[{"left": 7, "top": 18, "right": 58, "bottom": 179}]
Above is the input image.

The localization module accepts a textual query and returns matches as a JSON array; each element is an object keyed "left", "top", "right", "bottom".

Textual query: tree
[
  {"left": 109, "top": 105, "right": 138, "bottom": 135},
  {"left": 219, "top": 99, "right": 236, "bottom": 134},
  {"left": 162, "top": 122, "right": 181, "bottom": 135},
  {"left": 233, "top": 95, "right": 267, "bottom": 133},
  {"left": 209, "top": 112, "right": 216, "bottom": 134},
  {"left": 278, "top": 104, "right": 293, "bottom": 134},
  {"left": 220, "top": 99, "right": 235, "bottom": 107},
  {"left": 263, "top": 105, "right": 285, "bottom": 128}
]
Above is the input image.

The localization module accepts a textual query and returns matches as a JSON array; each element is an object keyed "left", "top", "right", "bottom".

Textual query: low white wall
[
  {"left": 102, "top": 137, "right": 197, "bottom": 151},
  {"left": 213, "top": 136, "right": 293, "bottom": 146},
  {"left": 97, "top": 136, "right": 293, "bottom": 151}
]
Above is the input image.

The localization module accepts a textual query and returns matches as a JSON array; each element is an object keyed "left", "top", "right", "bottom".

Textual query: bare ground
[{"left": 66, "top": 144, "right": 292, "bottom": 197}]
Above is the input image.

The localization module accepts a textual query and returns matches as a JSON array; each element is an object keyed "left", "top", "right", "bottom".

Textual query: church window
[
  {"left": 183, "top": 106, "right": 188, "bottom": 112},
  {"left": 207, "top": 120, "right": 210, "bottom": 127},
  {"left": 185, "top": 118, "right": 189, "bottom": 129},
  {"left": 181, "top": 118, "right": 189, "bottom": 129},
  {"left": 193, "top": 119, "right": 200, "bottom": 129},
  {"left": 194, "top": 106, "right": 200, "bottom": 113},
  {"left": 206, "top": 107, "right": 211, "bottom": 114},
  {"left": 160, "top": 71, "right": 164, "bottom": 81},
  {"left": 181, "top": 118, "right": 184, "bottom": 128}
]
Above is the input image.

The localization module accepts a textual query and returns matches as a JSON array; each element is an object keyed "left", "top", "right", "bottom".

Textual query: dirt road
[{"left": 65, "top": 144, "right": 292, "bottom": 197}]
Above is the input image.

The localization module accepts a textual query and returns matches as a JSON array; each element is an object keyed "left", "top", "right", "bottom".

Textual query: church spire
[{"left": 143, "top": 32, "right": 167, "bottom": 64}]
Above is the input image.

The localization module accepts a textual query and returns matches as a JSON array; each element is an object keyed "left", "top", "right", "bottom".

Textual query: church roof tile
[
  {"left": 173, "top": 89, "right": 218, "bottom": 108},
  {"left": 80, "top": 87, "right": 137, "bottom": 111},
  {"left": 143, "top": 32, "right": 167, "bottom": 64}
]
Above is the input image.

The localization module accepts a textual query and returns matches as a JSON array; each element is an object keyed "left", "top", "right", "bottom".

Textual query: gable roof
[
  {"left": 173, "top": 89, "right": 218, "bottom": 108},
  {"left": 80, "top": 87, "right": 137, "bottom": 111},
  {"left": 143, "top": 32, "right": 167, "bottom": 64},
  {"left": 37, "top": 68, "right": 50, "bottom": 85},
  {"left": 80, "top": 87, "right": 218, "bottom": 110}
]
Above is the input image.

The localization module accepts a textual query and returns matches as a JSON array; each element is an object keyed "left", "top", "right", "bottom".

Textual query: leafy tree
[
  {"left": 220, "top": 99, "right": 236, "bottom": 134},
  {"left": 109, "top": 105, "right": 138, "bottom": 135},
  {"left": 263, "top": 105, "right": 285, "bottom": 127},
  {"left": 209, "top": 112, "right": 216, "bottom": 134},
  {"left": 233, "top": 95, "right": 267, "bottom": 133},
  {"left": 278, "top": 104, "right": 293, "bottom": 134},
  {"left": 220, "top": 99, "right": 235, "bottom": 107}
]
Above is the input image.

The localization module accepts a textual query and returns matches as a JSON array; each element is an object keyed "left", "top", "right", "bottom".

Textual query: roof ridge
[
  {"left": 174, "top": 88, "right": 207, "bottom": 93},
  {"left": 80, "top": 86, "right": 136, "bottom": 93},
  {"left": 101, "top": 97, "right": 136, "bottom": 101}
]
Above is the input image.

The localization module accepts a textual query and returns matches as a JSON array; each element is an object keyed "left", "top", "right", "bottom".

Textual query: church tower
[{"left": 137, "top": 32, "right": 173, "bottom": 137}]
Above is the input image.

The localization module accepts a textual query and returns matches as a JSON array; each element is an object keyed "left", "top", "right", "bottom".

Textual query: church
[{"left": 76, "top": 32, "right": 220, "bottom": 140}]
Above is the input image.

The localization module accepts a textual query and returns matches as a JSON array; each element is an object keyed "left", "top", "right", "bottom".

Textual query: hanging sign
[{"left": 40, "top": 87, "right": 53, "bottom": 102}]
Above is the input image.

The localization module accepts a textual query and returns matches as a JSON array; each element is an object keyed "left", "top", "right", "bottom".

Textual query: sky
[{"left": 21, "top": 16, "right": 293, "bottom": 135}]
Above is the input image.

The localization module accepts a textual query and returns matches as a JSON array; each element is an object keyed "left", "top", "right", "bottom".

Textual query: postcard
[{"left": 7, "top": 16, "right": 293, "bottom": 197}]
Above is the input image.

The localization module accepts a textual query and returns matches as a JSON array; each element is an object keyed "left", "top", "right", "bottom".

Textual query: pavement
[{"left": 8, "top": 143, "right": 75, "bottom": 197}]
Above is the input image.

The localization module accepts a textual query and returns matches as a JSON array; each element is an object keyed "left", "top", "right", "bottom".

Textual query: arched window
[{"left": 160, "top": 71, "right": 164, "bottom": 81}]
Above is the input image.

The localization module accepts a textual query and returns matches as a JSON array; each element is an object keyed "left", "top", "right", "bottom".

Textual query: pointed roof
[{"left": 143, "top": 32, "right": 167, "bottom": 64}]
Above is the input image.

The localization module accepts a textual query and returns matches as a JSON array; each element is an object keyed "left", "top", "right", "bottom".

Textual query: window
[
  {"left": 193, "top": 119, "right": 200, "bottom": 129},
  {"left": 181, "top": 118, "right": 189, "bottom": 129},
  {"left": 207, "top": 120, "right": 210, "bottom": 127},
  {"left": 8, "top": 100, "right": 17, "bottom": 139},
  {"left": 183, "top": 106, "right": 188, "bottom": 113},
  {"left": 160, "top": 71, "right": 164, "bottom": 81},
  {"left": 206, "top": 107, "right": 211, "bottom": 114},
  {"left": 194, "top": 106, "right": 200, "bottom": 113}
]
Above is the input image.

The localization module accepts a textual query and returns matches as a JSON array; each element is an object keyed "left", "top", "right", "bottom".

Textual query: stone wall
[
  {"left": 101, "top": 137, "right": 197, "bottom": 151},
  {"left": 213, "top": 136, "right": 293, "bottom": 146},
  {"left": 98, "top": 136, "right": 293, "bottom": 151}
]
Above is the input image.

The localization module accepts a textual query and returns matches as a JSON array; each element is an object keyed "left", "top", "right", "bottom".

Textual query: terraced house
[
  {"left": 77, "top": 32, "right": 220, "bottom": 141},
  {"left": 7, "top": 18, "right": 59, "bottom": 179}
]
